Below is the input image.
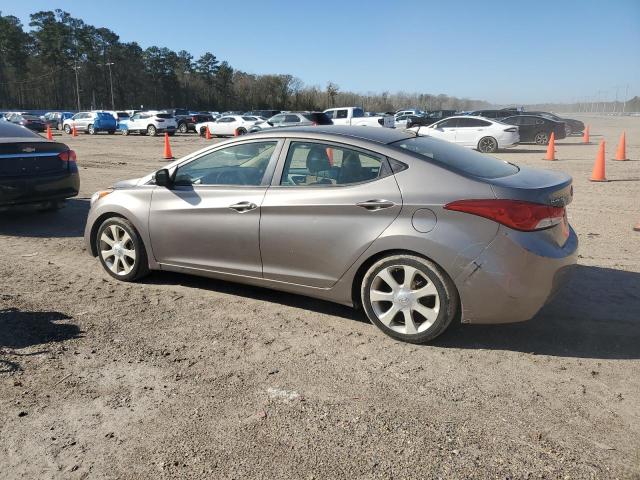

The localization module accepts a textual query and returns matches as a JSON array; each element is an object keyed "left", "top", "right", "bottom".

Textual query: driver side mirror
[{"left": 155, "top": 168, "right": 172, "bottom": 188}]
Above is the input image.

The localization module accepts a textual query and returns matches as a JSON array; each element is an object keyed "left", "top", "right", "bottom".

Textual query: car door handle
[
  {"left": 229, "top": 201, "right": 257, "bottom": 213},
  {"left": 356, "top": 199, "right": 395, "bottom": 211}
]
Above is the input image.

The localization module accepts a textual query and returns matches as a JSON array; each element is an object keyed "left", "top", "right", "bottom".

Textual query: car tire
[
  {"left": 534, "top": 131, "right": 549, "bottom": 145},
  {"left": 147, "top": 125, "right": 157, "bottom": 136},
  {"left": 167, "top": 132, "right": 175, "bottom": 137},
  {"left": 199, "top": 127, "right": 207, "bottom": 136},
  {"left": 108, "top": 130, "right": 115, "bottom": 135},
  {"left": 178, "top": 123, "right": 188, "bottom": 134},
  {"left": 63, "top": 124, "right": 72, "bottom": 134},
  {"left": 361, "top": 254, "right": 458, "bottom": 344},
  {"left": 477, "top": 136, "right": 498, "bottom": 153},
  {"left": 121, "top": 128, "right": 130, "bottom": 136},
  {"left": 56, "top": 123, "right": 63, "bottom": 131},
  {"left": 88, "top": 124, "right": 95, "bottom": 135},
  {"left": 95, "top": 217, "right": 150, "bottom": 282},
  {"left": 236, "top": 127, "right": 247, "bottom": 136}
]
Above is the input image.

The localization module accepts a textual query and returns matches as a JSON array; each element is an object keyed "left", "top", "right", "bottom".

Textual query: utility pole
[
  {"left": 98, "top": 62, "right": 116, "bottom": 110},
  {"left": 72, "top": 61, "right": 81, "bottom": 111}
]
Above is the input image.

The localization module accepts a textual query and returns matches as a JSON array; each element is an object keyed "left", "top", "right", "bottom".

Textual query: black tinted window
[
  {"left": 0, "top": 121, "right": 40, "bottom": 138},
  {"left": 457, "top": 118, "right": 490, "bottom": 127},
  {"left": 284, "top": 115, "right": 300, "bottom": 123},
  {"left": 391, "top": 136, "right": 519, "bottom": 179},
  {"left": 336, "top": 110, "right": 348, "bottom": 119},
  {"left": 437, "top": 118, "right": 458, "bottom": 128},
  {"left": 302, "top": 112, "right": 333, "bottom": 125}
]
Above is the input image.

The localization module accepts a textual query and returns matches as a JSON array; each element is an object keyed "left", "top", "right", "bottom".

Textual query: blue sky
[{"left": 3, "top": 0, "right": 639, "bottom": 104}]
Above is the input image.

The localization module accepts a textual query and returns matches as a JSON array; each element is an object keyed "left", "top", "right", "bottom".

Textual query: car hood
[{"left": 113, "top": 177, "right": 144, "bottom": 189}]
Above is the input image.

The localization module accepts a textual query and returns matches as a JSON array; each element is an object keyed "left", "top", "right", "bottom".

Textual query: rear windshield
[
  {"left": 242, "top": 116, "right": 257, "bottom": 121},
  {"left": 117, "top": 112, "right": 130, "bottom": 118},
  {"left": 23, "top": 115, "right": 41, "bottom": 120},
  {"left": 0, "top": 121, "right": 40, "bottom": 138},
  {"left": 96, "top": 112, "right": 112, "bottom": 119},
  {"left": 156, "top": 113, "right": 173, "bottom": 119},
  {"left": 391, "top": 136, "right": 519, "bottom": 179},
  {"left": 302, "top": 112, "right": 333, "bottom": 125}
]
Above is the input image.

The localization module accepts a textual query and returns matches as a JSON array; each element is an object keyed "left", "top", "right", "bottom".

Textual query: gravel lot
[{"left": 1, "top": 115, "right": 639, "bottom": 479}]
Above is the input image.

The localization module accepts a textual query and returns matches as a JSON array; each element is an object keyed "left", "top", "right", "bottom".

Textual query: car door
[
  {"left": 214, "top": 116, "right": 234, "bottom": 135},
  {"left": 260, "top": 140, "right": 402, "bottom": 288},
  {"left": 425, "top": 117, "right": 458, "bottom": 142},
  {"left": 148, "top": 139, "right": 283, "bottom": 276},
  {"left": 455, "top": 118, "right": 490, "bottom": 146}
]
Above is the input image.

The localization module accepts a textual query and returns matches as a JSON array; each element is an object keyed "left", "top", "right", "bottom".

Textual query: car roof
[{"left": 248, "top": 125, "right": 414, "bottom": 144}]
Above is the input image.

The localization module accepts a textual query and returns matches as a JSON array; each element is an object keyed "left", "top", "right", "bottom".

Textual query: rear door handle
[
  {"left": 229, "top": 201, "right": 257, "bottom": 213},
  {"left": 356, "top": 199, "right": 395, "bottom": 211}
]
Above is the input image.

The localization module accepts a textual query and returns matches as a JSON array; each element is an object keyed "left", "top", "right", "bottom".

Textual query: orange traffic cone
[
  {"left": 205, "top": 126, "right": 212, "bottom": 140},
  {"left": 71, "top": 124, "right": 78, "bottom": 137},
  {"left": 613, "top": 131, "right": 628, "bottom": 161},
  {"left": 589, "top": 140, "right": 607, "bottom": 182},
  {"left": 583, "top": 125, "right": 590, "bottom": 144},
  {"left": 326, "top": 147, "right": 334, "bottom": 166},
  {"left": 234, "top": 128, "right": 240, "bottom": 137},
  {"left": 46, "top": 125, "right": 53, "bottom": 140},
  {"left": 163, "top": 133, "right": 174, "bottom": 160},
  {"left": 544, "top": 132, "right": 556, "bottom": 160}
]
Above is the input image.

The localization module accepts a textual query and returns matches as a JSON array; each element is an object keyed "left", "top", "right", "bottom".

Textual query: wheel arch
[
  {"left": 350, "top": 248, "right": 458, "bottom": 310},
  {"left": 88, "top": 212, "right": 127, "bottom": 257}
]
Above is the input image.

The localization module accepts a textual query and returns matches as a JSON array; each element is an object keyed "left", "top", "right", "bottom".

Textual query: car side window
[
  {"left": 323, "top": 111, "right": 334, "bottom": 119},
  {"left": 437, "top": 118, "right": 457, "bottom": 128},
  {"left": 284, "top": 115, "right": 300, "bottom": 123},
  {"left": 174, "top": 141, "right": 278, "bottom": 187},
  {"left": 336, "top": 109, "right": 348, "bottom": 119},
  {"left": 270, "top": 114, "right": 285, "bottom": 124},
  {"left": 280, "top": 142, "right": 389, "bottom": 187}
]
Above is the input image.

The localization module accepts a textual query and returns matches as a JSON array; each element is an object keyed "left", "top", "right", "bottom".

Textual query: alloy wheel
[
  {"left": 478, "top": 137, "right": 497, "bottom": 153},
  {"left": 369, "top": 265, "right": 440, "bottom": 335},
  {"left": 535, "top": 132, "right": 549, "bottom": 145},
  {"left": 99, "top": 224, "right": 137, "bottom": 276}
]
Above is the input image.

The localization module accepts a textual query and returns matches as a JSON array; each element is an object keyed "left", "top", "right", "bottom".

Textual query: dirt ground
[{"left": 1, "top": 115, "right": 639, "bottom": 479}]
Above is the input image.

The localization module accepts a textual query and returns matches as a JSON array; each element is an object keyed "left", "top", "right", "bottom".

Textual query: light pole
[
  {"left": 72, "top": 61, "right": 81, "bottom": 111},
  {"left": 98, "top": 62, "right": 115, "bottom": 110}
]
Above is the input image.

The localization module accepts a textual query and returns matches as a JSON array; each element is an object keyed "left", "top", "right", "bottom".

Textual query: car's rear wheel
[
  {"left": 534, "top": 131, "right": 549, "bottom": 145},
  {"left": 178, "top": 122, "right": 188, "bottom": 133},
  {"left": 361, "top": 255, "right": 458, "bottom": 344},
  {"left": 96, "top": 217, "right": 149, "bottom": 282},
  {"left": 63, "top": 124, "right": 72, "bottom": 134},
  {"left": 88, "top": 124, "right": 96, "bottom": 135},
  {"left": 236, "top": 127, "right": 247, "bottom": 136},
  {"left": 147, "top": 125, "right": 157, "bottom": 136},
  {"left": 108, "top": 130, "right": 115, "bottom": 135},
  {"left": 56, "top": 123, "right": 63, "bottom": 130},
  {"left": 121, "top": 128, "right": 130, "bottom": 136},
  {"left": 564, "top": 124, "right": 572, "bottom": 136},
  {"left": 477, "top": 136, "right": 498, "bottom": 153},
  {"left": 199, "top": 127, "right": 207, "bottom": 136}
]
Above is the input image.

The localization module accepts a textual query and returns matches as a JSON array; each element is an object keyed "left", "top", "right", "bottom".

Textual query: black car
[
  {"left": 501, "top": 115, "right": 566, "bottom": 145},
  {"left": 525, "top": 111, "right": 584, "bottom": 135},
  {"left": 5, "top": 113, "right": 46, "bottom": 132},
  {"left": 400, "top": 115, "right": 435, "bottom": 128},
  {"left": 0, "top": 121, "right": 79, "bottom": 210}
]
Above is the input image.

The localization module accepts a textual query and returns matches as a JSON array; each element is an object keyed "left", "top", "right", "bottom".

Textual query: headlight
[{"left": 90, "top": 189, "right": 113, "bottom": 206}]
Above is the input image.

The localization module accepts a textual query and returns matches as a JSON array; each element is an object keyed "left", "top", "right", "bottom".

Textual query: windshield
[{"left": 391, "top": 136, "right": 519, "bottom": 179}]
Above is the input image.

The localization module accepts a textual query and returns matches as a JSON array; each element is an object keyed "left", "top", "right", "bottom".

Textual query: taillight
[
  {"left": 311, "top": 122, "right": 318, "bottom": 126},
  {"left": 444, "top": 199, "right": 565, "bottom": 231},
  {"left": 58, "top": 150, "right": 77, "bottom": 163},
  {"left": 504, "top": 127, "right": 517, "bottom": 132}
]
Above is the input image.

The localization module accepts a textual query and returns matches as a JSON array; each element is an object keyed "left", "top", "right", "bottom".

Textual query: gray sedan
[{"left": 84, "top": 126, "right": 577, "bottom": 343}]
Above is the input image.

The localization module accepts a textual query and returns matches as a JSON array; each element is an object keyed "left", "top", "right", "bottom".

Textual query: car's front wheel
[
  {"left": 96, "top": 217, "right": 149, "bottom": 282},
  {"left": 361, "top": 255, "right": 458, "bottom": 344},
  {"left": 88, "top": 124, "right": 96, "bottom": 135},
  {"left": 236, "top": 127, "right": 247, "bottom": 136},
  {"left": 63, "top": 124, "right": 72, "bottom": 134},
  {"left": 178, "top": 122, "right": 188, "bottom": 133},
  {"left": 477, "top": 136, "right": 498, "bottom": 153},
  {"left": 147, "top": 125, "right": 157, "bottom": 136},
  {"left": 534, "top": 131, "right": 549, "bottom": 145},
  {"left": 121, "top": 128, "right": 130, "bottom": 136}
]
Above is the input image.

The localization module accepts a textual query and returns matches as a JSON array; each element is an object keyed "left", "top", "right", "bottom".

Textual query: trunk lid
[{"left": 0, "top": 141, "right": 70, "bottom": 176}]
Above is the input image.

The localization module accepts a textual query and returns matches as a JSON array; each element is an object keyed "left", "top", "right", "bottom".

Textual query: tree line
[{"left": 0, "top": 9, "right": 491, "bottom": 113}]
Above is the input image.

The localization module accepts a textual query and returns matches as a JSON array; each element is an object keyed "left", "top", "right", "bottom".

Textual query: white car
[
  {"left": 324, "top": 107, "right": 394, "bottom": 128},
  {"left": 395, "top": 109, "right": 424, "bottom": 119},
  {"left": 409, "top": 116, "right": 519, "bottom": 153},
  {"left": 194, "top": 115, "right": 261, "bottom": 137},
  {"left": 121, "top": 111, "right": 177, "bottom": 136}
]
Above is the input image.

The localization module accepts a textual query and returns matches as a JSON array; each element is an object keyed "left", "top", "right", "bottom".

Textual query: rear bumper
[
  {"left": 454, "top": 225, "right": 578, "bottom": 324},
  {"left": 0, "top": 172, "right": 80, "bottom": 206}
]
